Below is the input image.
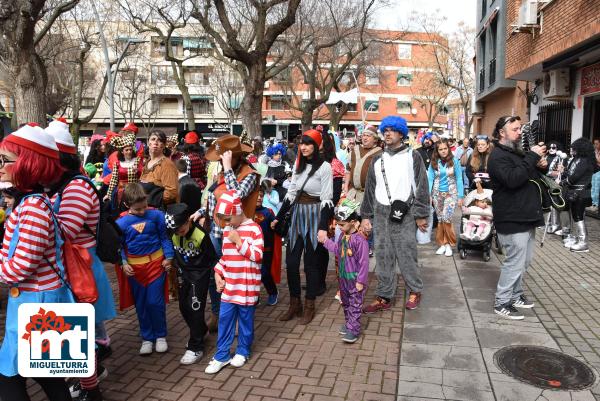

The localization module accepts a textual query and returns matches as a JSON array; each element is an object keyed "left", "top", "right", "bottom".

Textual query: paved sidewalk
[
  {"left": 4, "top": 218, "right": 600, "bottom": 400},
  {"left": 398, "top": 230, "right": 599, "bottom": 401}
]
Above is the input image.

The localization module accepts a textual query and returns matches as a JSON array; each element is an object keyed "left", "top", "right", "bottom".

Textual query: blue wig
[
  {"left": 421, "top": 131, "right": 434, "bottom": 145},
  {"left": 266, "top": 143, "right": 287, "bottom": 157},
  {"left": 379, "top": 116, "right": 408, "bottom": 137}
]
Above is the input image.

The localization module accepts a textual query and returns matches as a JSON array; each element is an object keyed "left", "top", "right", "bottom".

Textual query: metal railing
[
  {"left": 489, "top": 58, "right": 496, "bottom": 85},
  {"left": 479, "top": 69, "right": 485, "bottom": 92},
  {"left": 537, "top": 101, "right": 574, "bottom": 148}
]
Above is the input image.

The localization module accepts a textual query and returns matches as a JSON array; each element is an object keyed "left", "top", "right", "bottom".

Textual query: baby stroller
[{"left": 457, "top": 183, "right": 496, "bottom": 262}]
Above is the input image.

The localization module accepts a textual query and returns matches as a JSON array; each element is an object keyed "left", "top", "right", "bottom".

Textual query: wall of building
[
  {"left": 477, "top": 83, "right": 528, "bottom": 135},
  {"left": 505, "top": 0, "right": 600, "bottom": 78}
]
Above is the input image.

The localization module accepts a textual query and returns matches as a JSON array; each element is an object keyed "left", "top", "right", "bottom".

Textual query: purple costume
[{"left": 324, "top": 232, "right": 369, "bottom": 336}]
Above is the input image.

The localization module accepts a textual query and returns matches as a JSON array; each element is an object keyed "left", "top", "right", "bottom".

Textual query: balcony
[
  {"left": 489, "top": 58, "right": 496, "bottom": 86},
  {"left": 479, "top": 69, "right": 485, "bottom": 93}
]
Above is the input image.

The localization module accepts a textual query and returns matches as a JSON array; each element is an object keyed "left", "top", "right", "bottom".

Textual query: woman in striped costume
[{"left": 0, "top": 123, "right": 74, "bottom": 400}]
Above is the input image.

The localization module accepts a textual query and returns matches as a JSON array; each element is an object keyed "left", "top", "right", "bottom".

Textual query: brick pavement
[{"left": 2, "top": 260, "right": 404, "bottom": 401}]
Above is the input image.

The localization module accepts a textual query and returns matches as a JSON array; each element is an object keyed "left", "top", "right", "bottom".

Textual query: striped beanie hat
[
  {"left": 45, "top": 118, "right": 77, "bottom": 154},
  {"left": 215, "top": 189, "right": 243, "bottom": 216},
  {"left": 3, "top": 123, "right": 60, "bottom": 159}
]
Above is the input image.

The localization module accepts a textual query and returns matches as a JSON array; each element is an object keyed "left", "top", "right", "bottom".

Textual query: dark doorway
[
  {"left": 536, "top": 101, "right": 574, "bottom": 147},
  {"left": 582, "top": 94, "right": 600, "bottom": 140}
]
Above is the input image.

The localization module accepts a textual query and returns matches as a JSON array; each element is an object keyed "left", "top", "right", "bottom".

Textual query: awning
[
  {"left": 269, "top": 95, "right": 289, "bottom": 100},
  {"left": 477, "top": 7, "right": 499, "bottom": 37},
  {"left": 228, "top": 96, "right": 242, "bottom": 109},
  {"left": 183, "top": 38, "right": 213, "bottom": 49},
  {"left": 190, "top": 95, "right": 213, "bottom": 101},
  {"left": 397, "top": 72, "right": 413, "bottom": 82},
  {"left": 326, "top": 88, "right": 359, "bottom": 105},
  {"left": 364, "top": 100, "right": 379, "bottom": 112}
]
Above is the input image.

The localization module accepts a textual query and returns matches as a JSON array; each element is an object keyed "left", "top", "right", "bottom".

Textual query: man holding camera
[{"left": 488, "top": 116, "right": 546, "bottom": 320}]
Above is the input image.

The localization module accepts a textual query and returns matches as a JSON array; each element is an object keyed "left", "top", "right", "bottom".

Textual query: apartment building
[
  {"left": 502, "top": 0, "right": 600, "bottom": 145},
  {"left": 71, "top": 26, "right": 447, "bottom": 139},
  {"left": 473, "top": 0, "right": 528, "bottom": 136}
]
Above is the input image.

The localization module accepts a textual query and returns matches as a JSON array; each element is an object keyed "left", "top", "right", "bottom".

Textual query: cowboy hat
[{"left": 205, "top": 134, "right": 254, "bottom": 161}]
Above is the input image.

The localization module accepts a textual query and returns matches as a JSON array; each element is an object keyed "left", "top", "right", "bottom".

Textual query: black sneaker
[
  {"left": 512, "top": 295, "right": 534, "bottom": 309},
  {"left": 70, "top": 366, "right": 108, "bottom": 398},
  {"left": 77, "top": 387, "right": 102, "bottom": 401},
  {"left": 494, "top": 303, "right": 524, "bottom": 320},
  {"left": 96, "top": 343, "right": 112, "bottom": 361}
]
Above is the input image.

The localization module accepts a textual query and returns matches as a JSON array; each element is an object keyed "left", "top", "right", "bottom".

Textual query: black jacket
[
  {"left": 417, "top": 146, "right": 434, "bottom": 169},
  {"left": 179, "top": 175, "right": 203, "bottom": 213},
  {"left": 563, "top": 157, "right": 594, "bottom": 199},
  {"left": 487, "top": 142, "right": 544, "bottom": 234}
]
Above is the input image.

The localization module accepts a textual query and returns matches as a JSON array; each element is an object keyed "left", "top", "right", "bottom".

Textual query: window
[
  {"left": 184, "top": 66, "right": 212, "bottom": 86},
  {"left": 346, "top": 103, "right": 357, "bottom": 112},
  {"left": 150, "top": 37, "right": 183, "bottom": 58},
  {"left": 273, "top": 68, "right": 292, "bottom": 84},
  {"left": 490, "top": 20, "right": 497, "bottom": 58},
  {"left": 121, "top": 68, "right": 137, "bottom": 81},
  {"left": 479, "top": 32, "right": 486, "bottom": 65},
  {"left": 182, "top": 37, "right": 214, "bottom": 55},
  {"left": 481, "top": 0, "right": 487, "bottom": 20},
  {"left": 191, "top": 96, "right": 214, "bottom": 114},
  {"left": 269, "top": 95, "right": 290, "bottom": 110},
  {"left": 158, "top": 97, "right": 179, "bottom": 115},
  {"left": 439, "top": 105, "right": 448, "bottom": 115},
  {"left": 396, "top": 68, "right": 413, "bottom": 87},
  {"left": 151, "top": 66, "right": 176, "bottom": 85},
  {"left": 364, "top": 100, "right": 379, "bottom": 113},
  {"left": 81, "top": 97, "right": 95, "bottom": 110},
  {"left": 397, "top": 101, "right": 411, "bottom": 114},
  {"left": 365, "top": 67, "right": 380, "bottom": 85},
  {"left": 398, "top": 44, "right": 412, "bottom": 60}
]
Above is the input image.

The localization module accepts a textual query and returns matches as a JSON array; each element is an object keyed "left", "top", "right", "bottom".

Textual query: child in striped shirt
[{"left": 205, "top": 190, "right": 263, "bottom": 374}]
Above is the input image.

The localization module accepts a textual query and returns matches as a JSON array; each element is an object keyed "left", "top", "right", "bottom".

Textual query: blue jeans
[
  {"left": 214, "top": 302, "right": 255, "bottom": 362},
  {"left": 494, "top": 229, "right": 536, "bottom": 307},
  {"left": 209, "top": 232, "right": 223, "bottom": 315},
  {"left": 591, "top": 171, "right": 600, "bottom": 206}
]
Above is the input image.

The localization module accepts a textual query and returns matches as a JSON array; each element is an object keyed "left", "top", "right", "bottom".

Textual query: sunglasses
[
  {"left": 476, "top": 135, "right": 489, "bottom": 140},
  {"left": 549, "top": 145, "right": 557, "bottom": 149},
  {"left": 502, "top": 116, "right": 521, "bottom": 126},
  {"left": 0, "top": 155, "right": 16, "bottom": 169}
]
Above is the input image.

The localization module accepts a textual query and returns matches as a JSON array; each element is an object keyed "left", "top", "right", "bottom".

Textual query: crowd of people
[{"left": 0, "top": 114, "right": 596, "bottom": 400}]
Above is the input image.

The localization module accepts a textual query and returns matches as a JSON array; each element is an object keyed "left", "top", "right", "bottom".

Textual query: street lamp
[{"left": 91, "top": 0, "right": 147, "bottom": 131}]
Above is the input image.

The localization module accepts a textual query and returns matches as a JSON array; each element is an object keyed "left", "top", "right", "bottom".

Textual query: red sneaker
[
  {"left": 363, "top": 296, "right": 391, "bottom": 314},
  {"left": 405, "top": 292, "right": 421, "bottom": 310}
]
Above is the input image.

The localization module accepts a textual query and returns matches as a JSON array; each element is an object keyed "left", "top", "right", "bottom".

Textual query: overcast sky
[{"left": 374, "top": 0, "right": 477, "bottom": 32}]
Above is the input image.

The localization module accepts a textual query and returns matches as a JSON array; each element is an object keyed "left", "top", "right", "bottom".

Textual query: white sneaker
[
  {"left": 180, "top": 350, "right": 203, "bottom": 365},
  {"left": 435, "top": 245, "right": 446, "bottom": 255},
  {"left": 155, "top": 337, "right": 168, "bottom": 353},
  {"left": 139, "top": 341, "right": 153, "bottom": 355},
  {"left": 205, "top": 358, "right": 230, "bottom": 374},
  {"left": 230, "top": 354, "right": 247, "bottom": 368},
  {"left": 444, "top": 244, "right": 453, "bottom": 257}
]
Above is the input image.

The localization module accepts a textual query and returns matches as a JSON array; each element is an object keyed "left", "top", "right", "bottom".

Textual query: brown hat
[{"left": 205, "top": 134, "right": 254, "bottom": 161}]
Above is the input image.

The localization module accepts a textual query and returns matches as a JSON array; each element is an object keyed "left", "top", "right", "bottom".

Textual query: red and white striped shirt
[
  {"left": 0, "top": 196, "right": 63, "bottom": 291},
  {"left": 51, "top": 178, "right": 100, "bottom": 249},
  {"left": 214, "top": 219, "right": 263, "bottom": 306}
]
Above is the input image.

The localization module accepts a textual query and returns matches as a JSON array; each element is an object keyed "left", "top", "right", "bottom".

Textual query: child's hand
[
  {"left": 122, "top": 264, "right": 134, "bottom": 276},
  {"left": 162, "top": 259, "right": 173, "bottom": 271},
  {"left": 356, "top": 282, "right": 364, "bottom": 292},
  {"left": 215, "top": 274, "right": 225, "bottom": 293},
  {"left": 317, "top": 230, "right": 328, "bottom": 243},
  {"left": 227, "top": 229, "right": 242, "bottom": 246}
]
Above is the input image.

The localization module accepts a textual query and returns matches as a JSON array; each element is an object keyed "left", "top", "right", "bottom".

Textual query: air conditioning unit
[
  {"left": 543, "top": 69, "right": 570, "bottom": 100},
  {"left": 264, "top": 81, "right": 270, "bottom": 89},
  {"left": 518, "top": 0, "right": 538, "bottom": 27}
]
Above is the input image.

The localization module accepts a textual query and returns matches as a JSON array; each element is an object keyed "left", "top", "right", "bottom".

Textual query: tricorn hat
[{"left": 205, "top": 134, "right": 253, "bottom": 162}]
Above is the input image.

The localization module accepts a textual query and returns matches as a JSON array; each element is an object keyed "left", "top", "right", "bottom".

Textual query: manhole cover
[{"left": 494, "top": 346, "right": 596, "bottom": 390}]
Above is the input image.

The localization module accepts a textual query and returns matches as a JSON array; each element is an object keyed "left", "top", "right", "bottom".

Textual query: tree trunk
[
  {"left": 178, "top": 80, "right": 196, "bottom": 131},
  {"left": 241, "top": 62, "right": 266, "bottom": 138},
  {"left": 71, "top": 121, "right": 82, "bottom": 146},
  {"left": 14, "top": 53, "right": 48, "bottom": 127},
  {"left": 300, "top": 107, "right": 313, "bottom": 132}
]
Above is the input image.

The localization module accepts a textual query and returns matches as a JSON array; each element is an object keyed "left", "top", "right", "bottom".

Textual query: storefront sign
[{"left": 581, "top": 62, "right": 600, "bottom": 95}]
